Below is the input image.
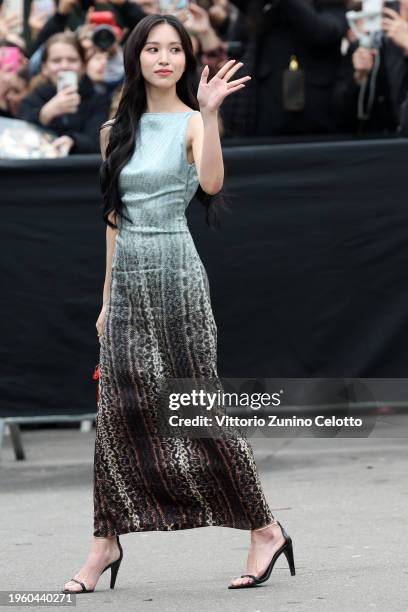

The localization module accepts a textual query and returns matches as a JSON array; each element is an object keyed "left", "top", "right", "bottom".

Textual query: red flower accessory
[{"left": 92, "top": 364, "right": 100, "bottom": 403}]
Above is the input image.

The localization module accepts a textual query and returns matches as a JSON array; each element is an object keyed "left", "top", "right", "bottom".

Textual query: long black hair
[{"left": 100, "top": 13, "right": 229, "bottom": 230}]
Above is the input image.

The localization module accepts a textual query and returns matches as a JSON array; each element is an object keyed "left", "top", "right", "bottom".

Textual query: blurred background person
[
  {"left": 28, "top": 0, "right": 57, "bottom": 45},
  {"left": 75, "top": 10, "right": 125, "bottom": 91},
  {"left": 134, "top": 0, "right": 159, "bottom": 14},
  {"left": 220, "top": 0, "right": 348, "bottom": 137},
  {"left": 85, "top": 46, "right": 109, "bottom": 92},
  {"left": 0, "top": 3, "right": 26, "bottom": 51},
  {"left": 176, "top": 2, "right": 229, "bottom": 75},
  {"left": 28, "top": 0, "right": 128, "bottom": 89},
  {"left": 196, "top": 0, "right": 232, "bottom": 37},
  {"left": 17, "top": 32, "right": 111, "bottom": 153},
  {"left": 0, "top": 64, "right": 16, "bottom": 116},
  {"left": 29, "top": 0, "right": 84, "bottom": 57},
  {"left": 0, "top": 41, "right": 27, "bottom": 117},
  {"left": 28, "top": 0, "right": 146, "bottom": 58},
  {"left": 333, "top": 1, "right": 408, "bottom": 135},
  {"left": 166, "top": 2, "right": 230, "bottom": 134},
  {"left": 1, "top": 66, "right": 30, "bottom": 117}
]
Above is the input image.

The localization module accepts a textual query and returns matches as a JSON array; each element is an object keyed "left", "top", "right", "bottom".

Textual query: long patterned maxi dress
[{"left": 93, "top": 110, "right": 274, "bottom": 536}]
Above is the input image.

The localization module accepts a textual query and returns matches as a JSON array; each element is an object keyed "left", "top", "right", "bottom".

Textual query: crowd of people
[{"left": 1, "top": 0, "right": 408, "bottom": 156}]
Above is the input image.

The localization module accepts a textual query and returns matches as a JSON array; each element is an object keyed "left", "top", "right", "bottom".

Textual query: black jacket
[
  {"left": 226, "top": 0, "right": 348, "bottom": 136},
  {"left": 17, "top": 74, "right": 111, "bottom": 153}
]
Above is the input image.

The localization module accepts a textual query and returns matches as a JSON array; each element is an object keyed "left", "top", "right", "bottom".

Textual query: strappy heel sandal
[
  {"left": 228, "top": 519, "right": 295, "bottom": 589},
  {"left": 62, "top": 535, "right": 123, "bottom": 593}
]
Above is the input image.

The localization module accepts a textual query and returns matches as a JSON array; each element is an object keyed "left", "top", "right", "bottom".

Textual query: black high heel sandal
[
  {"left": 62, "top": 535, "right": 123, "bottom": 593},
  {"left": 228, "top": 519, "right": 295, "bottom": 589}
]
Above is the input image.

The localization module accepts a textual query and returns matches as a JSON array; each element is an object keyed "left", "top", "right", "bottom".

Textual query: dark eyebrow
[{"left": 145, "top": 41, "right": 182, "bottom": 45}]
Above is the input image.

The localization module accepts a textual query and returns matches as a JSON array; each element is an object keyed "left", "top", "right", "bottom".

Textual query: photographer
[
  {"left": 76, "top": 10, "right": 125, "bottom": 90},
  {"left": 333, "top": 1, "right": 408, "bottom": 134},
  {"left": 17, "top": 32, "right": 110, "bottom": 153},
  {"left": 222, "top": 0, "right": 348, "bottom": 137}
]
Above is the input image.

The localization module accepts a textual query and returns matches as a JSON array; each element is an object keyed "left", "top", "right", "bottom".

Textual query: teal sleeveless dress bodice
[
  {"left": 94, "top": 111, "right": 274, "bottom": 536},
  {"left": 117, "top": 111, "right": 200, "bottom": 235}
]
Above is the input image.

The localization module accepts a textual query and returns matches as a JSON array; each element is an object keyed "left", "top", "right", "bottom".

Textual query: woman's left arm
[
  {"left": 191, "top": 110, "right": 224, "bottom": 196},
  {"left": 192, "top": 59, "right": 251, "bottom": 195}
]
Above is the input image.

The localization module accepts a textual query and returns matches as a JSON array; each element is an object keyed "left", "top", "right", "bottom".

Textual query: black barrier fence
[{"left": 1, "top": 137, "right": 408, "bottom": 417}]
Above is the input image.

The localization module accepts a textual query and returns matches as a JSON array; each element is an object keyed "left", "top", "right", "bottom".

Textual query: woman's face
[
  {"left": 86, "top": 50, "right": 108, "bottom": 84},
  {"left": 139, "top": 23, "right": 186, "bottom": 89},
  {"left": 5, "top": 74, "right": 29, "bottom": 116},
  {"left": 42, "top": 42, "right": 83, "bottom": 85}
]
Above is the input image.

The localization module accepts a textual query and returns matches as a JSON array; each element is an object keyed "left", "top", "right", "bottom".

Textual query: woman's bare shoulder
[{"left": 187, "top": 111, "right": 203, "bottom": 137}]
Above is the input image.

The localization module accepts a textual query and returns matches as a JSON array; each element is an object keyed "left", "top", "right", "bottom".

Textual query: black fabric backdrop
[{"left": 2, "top": 138, "right": 408, "bottom": 417}]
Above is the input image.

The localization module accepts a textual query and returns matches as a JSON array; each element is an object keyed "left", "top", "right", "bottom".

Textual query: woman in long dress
[{"left": 62, "top": 12, "right": 295, "bottom": 593}]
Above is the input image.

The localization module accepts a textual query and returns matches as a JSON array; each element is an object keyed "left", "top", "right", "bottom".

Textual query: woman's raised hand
[{"left": 197, "top": 59, "right": 251, "bottom": 114}]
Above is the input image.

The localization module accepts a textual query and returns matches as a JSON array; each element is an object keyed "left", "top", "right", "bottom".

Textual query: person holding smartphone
[
  {"left": 18, "top": 31, "right": 111, "bottom": 153},
  {"left": 333, "top": 1, "right": 408, "bottom": 134}
]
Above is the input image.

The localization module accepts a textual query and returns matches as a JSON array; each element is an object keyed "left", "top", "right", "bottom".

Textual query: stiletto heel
[
  {"left": 283, "top": 539, "right": 296, "bottom": 576},
  {"left": 100, "top": 536, "right": 123, "bottom": 589},
  {"left": 228, "top": 519, "right": 295, "bottom": 589},
  {"left": 62, "top": 535, "right": 123, "bottom": 593}
]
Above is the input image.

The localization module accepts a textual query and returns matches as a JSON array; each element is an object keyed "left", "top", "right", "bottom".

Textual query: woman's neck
[{"left": 144, "top": 88, "right": 184, "bottom": 114}]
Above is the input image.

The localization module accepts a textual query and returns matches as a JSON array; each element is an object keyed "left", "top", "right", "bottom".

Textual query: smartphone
[
  {"left": 0, "top": 47, "right": 22, "bottom": 73},
  {"left": 1, "top": 0, "right": 24, "bottom": 34},
  {"left": 30, "top": 0, "right": 55, "bottom": 21},
  {"left": 159, "top": 0, "right": 189, "bottom": 10},
  {"left": 361, "top": 0, "right": 383, "bottom": 32},
  {"left": 57, "top": 71, "right": 78, "bottom": 92}
]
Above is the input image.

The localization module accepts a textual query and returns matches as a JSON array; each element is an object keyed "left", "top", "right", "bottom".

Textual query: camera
[
  {"left": 89, "top": 11, "right": 119, "bottom": 51},
  {"left": 92, "top": 26, "right": 116, "bottom": 51}
]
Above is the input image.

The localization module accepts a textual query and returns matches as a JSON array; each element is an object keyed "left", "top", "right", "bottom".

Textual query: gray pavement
[{"left": 0, "top": 419, "right": 407, "bottom": 612}]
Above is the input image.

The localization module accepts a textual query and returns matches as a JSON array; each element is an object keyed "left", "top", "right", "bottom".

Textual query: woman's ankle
[
  {"left": 253, "top": 518, "right": 278, "bottom": 532},
  {"left": 92, "top": 535, "right": 118, "bottom": 550}
]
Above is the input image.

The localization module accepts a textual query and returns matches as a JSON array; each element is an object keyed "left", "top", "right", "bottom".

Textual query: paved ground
[{"left": 0, "top": 415, "right": 407, "bottom": 612}]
